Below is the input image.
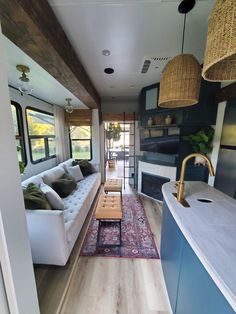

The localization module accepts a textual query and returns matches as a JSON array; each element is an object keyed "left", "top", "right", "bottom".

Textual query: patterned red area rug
[{"left": 80, "top": 194, "right": 159, "bottom": 259}]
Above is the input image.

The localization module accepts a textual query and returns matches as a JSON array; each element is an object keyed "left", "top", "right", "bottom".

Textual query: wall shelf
[{"left": 140, "top": 124, "right": 179, "bottom": 129}]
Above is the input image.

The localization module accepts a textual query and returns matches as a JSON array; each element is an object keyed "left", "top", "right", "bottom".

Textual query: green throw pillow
[
  {"left": 72, "top": 160, "right": 94, "bottom": 177},
  {"left": 51, "top": 173, "right": 77, "bottom": 198},
  {"left": 23, "top": 183, "right": 51, "bottom": 210}
]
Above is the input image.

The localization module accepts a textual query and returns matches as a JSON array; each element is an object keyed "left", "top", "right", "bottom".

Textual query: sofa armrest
[{"left": 26, "top": 210, "right": 69, "bottom": 266}]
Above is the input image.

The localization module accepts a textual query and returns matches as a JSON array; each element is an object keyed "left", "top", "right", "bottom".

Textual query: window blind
[{"left": 65, "top": 109, "right": 92, "bottom": 126}]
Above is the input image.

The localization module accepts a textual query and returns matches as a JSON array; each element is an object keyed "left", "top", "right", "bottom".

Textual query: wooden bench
[
  {"left": 104, "top": 179, "right": 122, "bottom": 199},
  {"left": 95, "top": 195, "right": 122, "bottom": 248}
]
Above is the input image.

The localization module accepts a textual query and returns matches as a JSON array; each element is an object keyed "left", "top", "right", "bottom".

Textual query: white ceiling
[
  {"left": 49, "top": 0, "right": 216, "bottom": 101},
  {"left": 2, "top": 35, "right": 87, "bottom": 109}
]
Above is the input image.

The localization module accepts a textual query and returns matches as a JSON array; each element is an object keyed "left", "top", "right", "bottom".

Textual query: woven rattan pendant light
[
  {"left": 158, "top": 1, "right": 201, "bottom": 108},
  {"left": 202, "top": 0, "right": 236, "bottom": 82}
]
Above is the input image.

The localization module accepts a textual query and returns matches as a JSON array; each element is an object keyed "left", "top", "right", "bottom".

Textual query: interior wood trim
[
  {"left": 65, "top": 109, "right": 92, "bottom": 126},
  {"left": 0, "top": 0, "right": 100, "bottom": 109},
  {"left": 102, "top": 113, "right": 139, "bottom": 121},
  {"left": 215, "top": 82, "right": 236, "bottom": 103}
]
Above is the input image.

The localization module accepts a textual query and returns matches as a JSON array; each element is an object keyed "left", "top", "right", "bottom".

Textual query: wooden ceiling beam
[
  {"left": 215, "top": 82, "right": 236, "bottom": 103},
  {"left": 0, "top": 0, "right": 100, "bottom": 109}
]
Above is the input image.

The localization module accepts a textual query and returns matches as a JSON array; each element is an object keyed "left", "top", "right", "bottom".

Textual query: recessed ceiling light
[
  {"left": 104, "top": 68, "right": 114, "bottom": 74},
  {"left": 102, "top": 49, "right": 111, "bottom": 56}
]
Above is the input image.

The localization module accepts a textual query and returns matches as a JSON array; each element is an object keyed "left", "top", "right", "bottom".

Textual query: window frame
[
  {"left": 69, "top": 126, "right": 92, "bottom": 161},
  {"left": 11, "top": 101, "right": 27, "bottom": 165},
  {"left": 25, "top": 106, "right": 56, "bottom": 164}
]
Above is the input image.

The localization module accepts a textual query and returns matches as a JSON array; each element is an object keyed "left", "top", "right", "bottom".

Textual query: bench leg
[{"left": 96, "top": 220, "right": 122, "bottom": 249}]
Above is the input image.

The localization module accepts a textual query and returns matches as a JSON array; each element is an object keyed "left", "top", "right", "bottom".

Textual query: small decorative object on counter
[
  {"left": 155, "top": 116, "right": 162, "bottom": 125},
  {"left": 165, "top": 115, "right": 172, "bottom": 125},
  {"left": 194, "top": 155, "right": 207, "bottom": 166},
  {"left": 148, "top": 117, "right": 154, "bottom": 126}
]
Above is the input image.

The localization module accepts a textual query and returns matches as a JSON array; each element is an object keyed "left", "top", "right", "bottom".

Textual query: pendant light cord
[{"left": 181, "top": 13, "right": 186, "bottom": 54}]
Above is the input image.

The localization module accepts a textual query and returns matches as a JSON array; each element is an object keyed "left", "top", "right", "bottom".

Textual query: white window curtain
[{"left": 53, "top": 105, "right": 68, "bottom": 163}]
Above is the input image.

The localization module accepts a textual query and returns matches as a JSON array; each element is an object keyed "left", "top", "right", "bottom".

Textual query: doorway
[{"left": 104, "top": 121, "right": 135, "bottom": 191}]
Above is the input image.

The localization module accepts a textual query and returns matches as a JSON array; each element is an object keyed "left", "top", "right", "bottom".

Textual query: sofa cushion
[
  {"left": 42, "top": 166, "right": 65, "bottom": 186},
  {"left": 51, "top": 173, "right": 77, "bottom": 198},
  {"left": 23, "top": 183, "right": 51, "bottom": 210},
  {"left": 21, "top": 175, "right": 42, "bottom": 189},
  {"left": 63, "top": 172, "right": 101, "bottom": 243},
  {"left": 72, "top": 160, "right": 95, "bottom": 176},
  {"left": 64, "top": 165, "right": 84, "bottom": 182},
  {"left": 40, "top": 183, "right": 65, "bottom": 210},
  {"left": 59, "top": 159, "right": 73, "bottom": 168}
]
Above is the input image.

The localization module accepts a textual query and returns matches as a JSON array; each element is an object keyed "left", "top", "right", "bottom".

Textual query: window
[
  {"left": 26, "top": 108, "right": 56, "bottom": 163},
  {"left": 11, "top": 102, "right": 26, "bottom": 163},
  {"left": 70, "top": 126, "right": 92, "bottom": 160}
]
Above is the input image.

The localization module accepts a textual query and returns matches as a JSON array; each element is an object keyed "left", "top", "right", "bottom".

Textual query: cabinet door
[
  {"left": 176, "top": 239, "right": 234, "bottom": 314},
  {"left": 183, "top": 80, "right": 219, "bottom": 126},
  {"left": 161, "top": 201, "right": 184, "bottom": 312}
]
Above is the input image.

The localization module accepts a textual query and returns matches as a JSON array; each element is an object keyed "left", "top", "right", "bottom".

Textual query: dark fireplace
[{"left": 141, "top": 172, "right": 170, "bottom": 201}]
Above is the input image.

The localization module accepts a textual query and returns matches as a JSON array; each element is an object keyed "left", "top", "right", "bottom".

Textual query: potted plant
[
  {"left": 182, "top": 126, "right": 214, "bottom": 166},
  {"left": 105, "top": 123, "right": 121, "bottom": 168}
]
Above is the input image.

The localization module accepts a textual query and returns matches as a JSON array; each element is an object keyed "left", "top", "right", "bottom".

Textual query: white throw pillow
[
  {"left": 40, "top": 183, "right": 65, "bottom": 210},
  {"left": 42, "top": 166, "right": 65, "bottom": 186},
  {"left": 65, "top": 165, "right": 84, "bottom": 182},
  {"left": 21, "top": 175, "right": 42, "bottom": 189}
]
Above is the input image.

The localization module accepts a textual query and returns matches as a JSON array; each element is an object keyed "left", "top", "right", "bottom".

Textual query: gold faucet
[{"left": 174, "top": 153, "right": 215, "bottom": 207}]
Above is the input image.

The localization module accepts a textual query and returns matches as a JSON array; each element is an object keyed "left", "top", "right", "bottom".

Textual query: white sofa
[{"left": 22, "top": 159, "right": 101, "bottom": 266}]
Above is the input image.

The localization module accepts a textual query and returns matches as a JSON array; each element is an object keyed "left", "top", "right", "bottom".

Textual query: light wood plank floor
[
  {"left": 35, "top": 185, "right": 172, "bottom": 314},
  {"left": 60, "top": 194, "right": 172, "bottom": 314}
]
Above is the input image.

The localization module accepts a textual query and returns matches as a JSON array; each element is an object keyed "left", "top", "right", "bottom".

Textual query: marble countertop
[{"left": 162, "top": 182, "right": 236, "bottom": 312}]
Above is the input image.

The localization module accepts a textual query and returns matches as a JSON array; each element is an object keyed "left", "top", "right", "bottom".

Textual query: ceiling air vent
[
  {"left": 140, "top": 56, "right": 171, "bottom": 74},
  {"left": 141, "top": 60, "right": 151, "bottom": 73}
]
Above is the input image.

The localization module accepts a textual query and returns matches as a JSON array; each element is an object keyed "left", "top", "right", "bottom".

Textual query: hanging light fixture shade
[
  {"left": 158, "top": 54, "right": 201, "bottom": 108},
  {"left": 202, "top": 0, "right": 236, "bottom": 82},
  {"left": 65, "top": 98, "right": 73, "bottom": 113},
  {"left": 158, "top": 0, "right": 201, "bottom": 108},
  {"left": 16, "top": 64, "right": 33, "bottom": 95}
]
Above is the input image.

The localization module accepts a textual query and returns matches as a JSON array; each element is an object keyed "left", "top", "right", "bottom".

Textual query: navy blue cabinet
[
  {"left": 176, "top": 165, "right": 209, "bottom": 182},
  {"left": 161, "top": 202, "right": 235, "bottom": 314},
  {"left": 182, "top": 80, "right": 219, "bottom": 126},
  {"left": 161, "top": 201, "right": 183, "bottom": 312},
  {"left": 176, "top": 240, "right": 234, "bottom": 314},
  {"left": 139, "top": 80, "right": 219, "bottom": 127}
]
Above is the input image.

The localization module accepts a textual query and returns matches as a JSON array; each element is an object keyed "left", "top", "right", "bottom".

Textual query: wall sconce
[
  {"left": 16, "top": 64, "right": 33, "bottom": 95},
  {"left": 65, "top": 98, "right": 73, "bottom": 113}
]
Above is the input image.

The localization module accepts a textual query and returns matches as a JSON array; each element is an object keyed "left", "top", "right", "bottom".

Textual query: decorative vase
[
  {"left": 194, "top": 156, "right": 207, "bottom": 166},
  {"left": 165, "top": 115, "right": 172, "bottom": 125},
  {"left": 147, "top": 117, "right": 153, "bottom": 126}
]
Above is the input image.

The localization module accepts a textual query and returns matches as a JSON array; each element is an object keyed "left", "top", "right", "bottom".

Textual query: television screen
[{"left": 140, "top": 129, "right": 179, "bottom": 155}]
